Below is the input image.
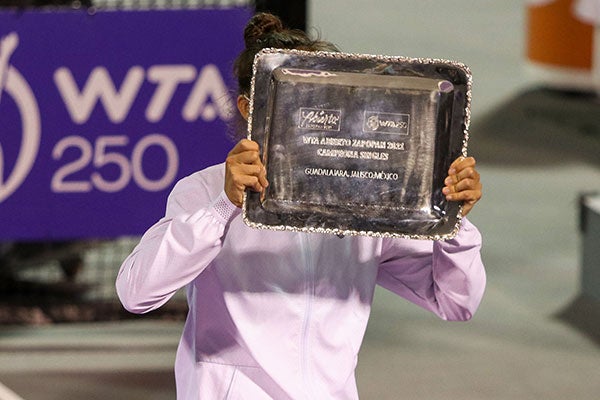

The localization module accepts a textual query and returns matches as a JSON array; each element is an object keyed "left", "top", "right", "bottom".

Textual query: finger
[
  {"left": 227, "top": 149, "right": 262, "bottom": 166},
  {"left": 231, "top": 162, "right": 269, "bottom": 187},
  {"left": 442, "top": 179, "right": 482, "bottom": 194},
  {"left": 446, "top": 188, "right": 481, "bottom": 202},
  {"left": 443, "top": 181, "right": 482, "bottom": 201},
  {"left": 228, "top": 139, "right": 260, "bottom": 156},
  {"left": 229, "top": 163, "right": 268, "bottom": 184},
  {"left": 445, "top": 168, "right": 480, "bottom": 187},
  {"left": 242, "top": 175, "right": 264, "bottom": 193},
  {"left": 445, "top": 163, "right": 480, "bottom": 190},
  {"left": 448, "top": 156, "right": 476, "bottom": 175},
  {"left": 228, "top": 173, "right": 264, "bottom": 193},
  {"left": 226, "top": 161, "right": 260, "bottom": 181},
  {"left": 444, "top": 192, "right": 481, "bottom": 208},
  {"left": 448, "top": 161, "right": 476, "bottom": 183},
  {"left": 443, "top": 175, "right": 481, "bottom": 194}
]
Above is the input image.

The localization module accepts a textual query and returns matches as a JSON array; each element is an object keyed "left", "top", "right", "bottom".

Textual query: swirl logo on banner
[
  {"left": 0, "top": 32, "right": 41, "bottom": 204},
  {"left": 0, "top": 7, "right": 250, "bottom": 239}
]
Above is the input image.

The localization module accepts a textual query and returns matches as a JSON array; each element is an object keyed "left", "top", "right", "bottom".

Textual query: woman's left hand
[{"left": 442, "top": 156, "right": 482, "bottom": 216}]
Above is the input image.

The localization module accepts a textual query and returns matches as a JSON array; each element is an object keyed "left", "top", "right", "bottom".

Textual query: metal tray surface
[{"left": 243, "top": 49, "right": 472, "bottom": 240}]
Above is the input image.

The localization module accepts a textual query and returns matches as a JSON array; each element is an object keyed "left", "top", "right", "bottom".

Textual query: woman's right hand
[{"left": 224, "top": 139, "right": 269, "bottom": 207}]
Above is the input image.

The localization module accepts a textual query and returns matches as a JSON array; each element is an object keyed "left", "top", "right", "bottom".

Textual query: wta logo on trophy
[
  {"left": 363, "top": 111, "right": 409, "bottom": 135},
  {"left": 0, "top": 32, "right": 41, "bottom": 203}
]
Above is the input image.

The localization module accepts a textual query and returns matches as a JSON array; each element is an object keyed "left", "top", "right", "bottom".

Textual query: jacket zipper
[{"left": 300, "top": 234, "right": 316, "bottom": 398}]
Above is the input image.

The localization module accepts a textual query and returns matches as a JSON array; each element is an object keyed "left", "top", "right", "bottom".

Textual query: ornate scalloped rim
[{"left": 242, "top": 48, "right": 472, "bottom": 241}]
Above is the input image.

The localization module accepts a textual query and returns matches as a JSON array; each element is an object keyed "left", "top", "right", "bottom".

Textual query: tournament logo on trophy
[{"left": 0, "top": 32, "right": 41, "bottom": 203}]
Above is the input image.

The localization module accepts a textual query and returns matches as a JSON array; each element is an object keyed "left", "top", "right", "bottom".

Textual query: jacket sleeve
[
  {"left": 376, "top": 218, "right": 486, "bottom": 321},
  {"left": 115, "top": 177, "right": 239, "bottom": 314}
]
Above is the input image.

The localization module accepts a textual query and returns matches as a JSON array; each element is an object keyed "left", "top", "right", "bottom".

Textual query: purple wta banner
[{"left": 0, "top": 7, "right": 251, "bottom": 240}]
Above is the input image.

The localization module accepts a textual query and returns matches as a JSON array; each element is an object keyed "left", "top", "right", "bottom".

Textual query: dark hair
[{"left": 233, "top": 12, "right": 339, "bottom": 96}]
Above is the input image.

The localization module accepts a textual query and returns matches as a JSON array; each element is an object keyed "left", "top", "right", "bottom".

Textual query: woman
[{"left": 116, "top": 13, "right": 485, "bottom": 399}]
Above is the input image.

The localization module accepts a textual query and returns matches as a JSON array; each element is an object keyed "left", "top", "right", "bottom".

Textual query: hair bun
[{"left": 244, "top": 13, "right": 284, "bottom": 47}]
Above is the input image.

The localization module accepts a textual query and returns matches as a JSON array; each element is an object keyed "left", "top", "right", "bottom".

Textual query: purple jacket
[{"left": 116, "top": 163, "right": 486, "bottom": 399}]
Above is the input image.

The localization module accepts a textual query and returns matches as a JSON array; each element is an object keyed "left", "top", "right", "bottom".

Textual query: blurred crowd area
[{"left": 0, "top": 238, "right": 156, "bottom": 324}]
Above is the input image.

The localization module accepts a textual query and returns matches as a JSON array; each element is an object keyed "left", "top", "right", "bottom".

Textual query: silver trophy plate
[{"left": 243, "top": 49, "right": 472, "bottom": 240}]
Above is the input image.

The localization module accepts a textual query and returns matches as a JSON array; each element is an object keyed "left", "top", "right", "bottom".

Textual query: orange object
[{"left": 527, "top": 0, "right": 594, "bottom": 70}]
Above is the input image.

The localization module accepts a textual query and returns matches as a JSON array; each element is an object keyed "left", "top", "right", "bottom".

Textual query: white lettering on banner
[
  {"left": 54, "top": 66, "right": 145, "bottom": 124},
  {"left": 51, "top": 136, "right": 93, "bottom": 192},
  {"left": 182, "top": 64, "right": 234, "bottom": 122},
  {"left": 146, "top": 65, "right": 196, "bottom": 122},
  {"left": 53, "top": 64, "right": 234, "bottom": 124},
  {"left": 2, "top": 30, "right": 237, "bottom": 206},
  {"left": 91, "top": 135, "right": 131, "bottom": 192},
  {"left": 131, "top": 134, "right": 178, "bottom": 191},
  {"left": 51, "top": 134, "right": 178, "bottom": 193}
]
